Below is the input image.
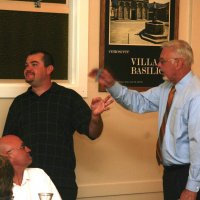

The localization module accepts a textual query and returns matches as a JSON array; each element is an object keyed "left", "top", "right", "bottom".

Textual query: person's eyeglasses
[
  {"left": 158, "top": 58, "right": 181, "bottom": 65},
  {"left": 7, "top": 143, "right": 26, "bottom": 154}
]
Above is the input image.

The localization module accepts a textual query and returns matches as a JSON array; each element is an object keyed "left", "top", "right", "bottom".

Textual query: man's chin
[{"left": 25, "top": 79, "right": 33, "bottom": 84}]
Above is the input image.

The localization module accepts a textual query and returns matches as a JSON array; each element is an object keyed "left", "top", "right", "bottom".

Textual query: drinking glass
[{"left": 38, "top": 193, "right": 53, "bottom": 200}]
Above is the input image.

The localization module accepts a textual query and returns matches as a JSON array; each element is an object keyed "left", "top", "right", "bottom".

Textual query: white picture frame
[{"left": 0, "top": 0, "right": 89, "bottom": 98}]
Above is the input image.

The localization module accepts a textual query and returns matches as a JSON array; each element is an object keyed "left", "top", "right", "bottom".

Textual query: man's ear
[
  {"left": 47, "top": 65, "right": 54, "bottom": 75},
  {"left": 175, "top": 58, "right": 184, "bottom": 70}
]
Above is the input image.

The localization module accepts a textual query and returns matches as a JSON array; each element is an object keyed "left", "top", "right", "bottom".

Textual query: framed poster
[{"left": 99, "top": 0, "right": 179, "bottom": 91}]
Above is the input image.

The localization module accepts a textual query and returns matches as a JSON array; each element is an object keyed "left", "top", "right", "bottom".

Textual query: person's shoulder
[
  {"left": 52, "top": 82, "right": 82, "bottom": 97},
  {"left": 184, "top": 75, "right": 200, "bottom": 98},
  {"left": 25, "top": 168, "right": 53, "bottom": 183},
  {"left": 189, "top": 75, "right": 200, "bottom": 89},
  {"left": 26, "top": 168, "right": 47, "bottom": 175},
  {"left": 193, "top": 75, "right": 200, "bottom": 85},
  {"left": 11, "top": 88, "right": 31, "bottom": 104},
  {"left": 149, "top": 81, "right": 171, "bottom": 92}
]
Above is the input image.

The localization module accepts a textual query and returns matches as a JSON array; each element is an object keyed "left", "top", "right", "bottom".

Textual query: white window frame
[{"left": 0, "top": 0, "right": 89, "bottom": 98}]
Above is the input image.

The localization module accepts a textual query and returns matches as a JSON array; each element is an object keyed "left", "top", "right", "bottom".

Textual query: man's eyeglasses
[
  {"left": 158, "top": 58, "right": 181, "bottom": 65},
  {"left": 7, "top": 143, "right": 26, "bottom": 154}
]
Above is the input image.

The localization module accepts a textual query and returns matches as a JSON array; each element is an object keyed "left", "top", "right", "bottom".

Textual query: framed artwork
[
  {"left": 99, "top": 0, "right": 179, "bottom": 91},
  {"left": 8, "top": 0, "right": 67, "bottom": 3},
  {"left": 0, "top": 0, "right": 89, "bottom": 98},
  {"left": 0, "top": 10, "right": 68, "bottom": 80}
]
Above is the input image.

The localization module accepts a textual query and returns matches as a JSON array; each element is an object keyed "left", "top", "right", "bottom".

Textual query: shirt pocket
[{"left": 169, "top": 106, "right": 184, "bottom": 139}]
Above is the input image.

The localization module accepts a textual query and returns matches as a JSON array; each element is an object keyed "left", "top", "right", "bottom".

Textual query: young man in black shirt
[{"left": 3, "top": 50, "right": 113, "bottom": 200}]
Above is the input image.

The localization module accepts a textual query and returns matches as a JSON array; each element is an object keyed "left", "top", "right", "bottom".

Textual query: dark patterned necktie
[{"left": 156, "top": 86, "right": 176, "bottom": 165}]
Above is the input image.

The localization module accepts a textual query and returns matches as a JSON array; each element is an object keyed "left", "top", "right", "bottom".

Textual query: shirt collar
[
  {"left": 27, "top": 82, "right": 56, "bottom": 95},
  {"left": 175, "top": 71, "right": 193, "bottom": 91},
  {"left": 13, "top": 169, "right": 30, "bottom": 186}
]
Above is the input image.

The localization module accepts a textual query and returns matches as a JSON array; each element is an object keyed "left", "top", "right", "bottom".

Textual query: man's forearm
[{"left": 88, "top": 114, "right": 103, "bottom": 139}]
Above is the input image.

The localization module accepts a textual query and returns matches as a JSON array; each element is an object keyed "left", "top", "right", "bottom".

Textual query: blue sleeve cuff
[
  {"left": 106, "top": 82, "right": 122, "bottom": 97},
  {"left": 186, "top": 180, "right": 200, "bottom": 192}
]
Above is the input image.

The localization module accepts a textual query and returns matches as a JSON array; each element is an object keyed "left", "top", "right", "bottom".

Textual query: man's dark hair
[{"left": 26, "top": 50, "right": 54, "bottom": 67}]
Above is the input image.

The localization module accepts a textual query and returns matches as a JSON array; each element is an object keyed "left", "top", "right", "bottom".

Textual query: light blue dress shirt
[{"left": 107, "top": 71, "right": 200, "bottom": 192}]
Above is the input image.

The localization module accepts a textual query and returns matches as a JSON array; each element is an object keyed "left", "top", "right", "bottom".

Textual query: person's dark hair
[
  {"left": 26, "top": 50, "right": 54, "bottom": 67},
  {"left": 0, "top": 155, "right": 14, "bottom": 199}
]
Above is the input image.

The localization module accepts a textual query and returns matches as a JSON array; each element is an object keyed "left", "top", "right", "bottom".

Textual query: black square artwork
[{"left": 0, "top": 10, "right": 68, "bottom": 79}]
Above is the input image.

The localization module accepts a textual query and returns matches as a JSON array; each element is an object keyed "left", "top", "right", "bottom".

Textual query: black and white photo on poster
[{"left": 99, "top": 0, "right": 179, "bottom": 91}]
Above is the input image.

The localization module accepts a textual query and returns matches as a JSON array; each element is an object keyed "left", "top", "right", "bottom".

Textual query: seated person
[
  {"left": 0, "top": 155, "right": 14, "bottom": 200},
  {"left": 0, "top": 135, "right": 61, "bottom": 200}
]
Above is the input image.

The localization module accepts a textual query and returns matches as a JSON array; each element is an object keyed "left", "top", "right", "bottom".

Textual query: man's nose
[
  {"left": 25, "top": 146, "right": 31, "bottom": 152},
  {"left": 157, "top": 61, "right": 161, "bottom": 68}
]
